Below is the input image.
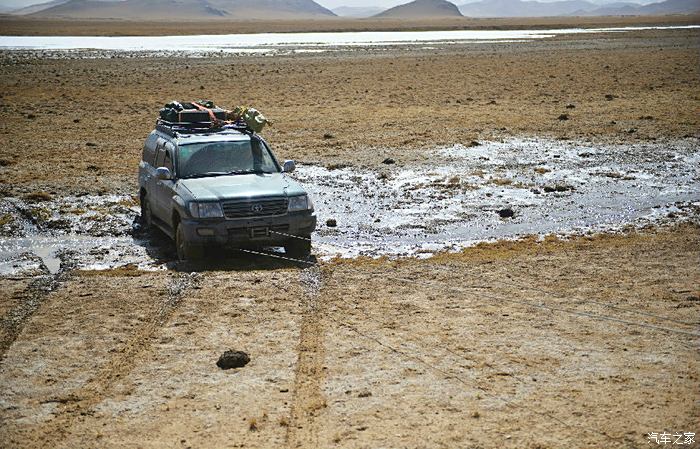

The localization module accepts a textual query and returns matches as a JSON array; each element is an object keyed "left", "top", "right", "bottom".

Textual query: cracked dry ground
[{"left": 1, "top": 226, "right": 699, "bottom": 448}]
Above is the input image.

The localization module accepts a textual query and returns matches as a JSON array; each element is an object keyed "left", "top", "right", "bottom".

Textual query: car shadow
[{"left": 132, "top": 226, "right": 316, "bottom": 273}]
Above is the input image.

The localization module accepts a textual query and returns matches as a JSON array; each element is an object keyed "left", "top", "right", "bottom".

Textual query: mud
[{"left": 1, "top": 137, "right": 696, "bottom": 274}]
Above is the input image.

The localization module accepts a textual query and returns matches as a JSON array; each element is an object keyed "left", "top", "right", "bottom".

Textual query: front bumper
[{"left": 179, "top": 211, "right": 316, "bottom": 248}]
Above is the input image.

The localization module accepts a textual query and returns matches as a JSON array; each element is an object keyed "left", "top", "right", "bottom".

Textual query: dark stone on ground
[
  {"left": 382, "top": 158, "right": 395, "bottom": 165},
  {"left": 497, "top": 207, "right": 514, "bottom": 218},
  {"left": 558, "top": 114, "right": 569, "bottom": 121},
  {"left": 217, "top": 350, "right": 250, "bottom": 370},
  {"left": 326, "top": 218, "right": 337, "bottom": 227}
]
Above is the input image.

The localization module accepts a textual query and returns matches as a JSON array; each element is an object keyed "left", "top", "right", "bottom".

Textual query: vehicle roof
[{"left": 157, "top": 129, "right": 252, "bottom": 145}]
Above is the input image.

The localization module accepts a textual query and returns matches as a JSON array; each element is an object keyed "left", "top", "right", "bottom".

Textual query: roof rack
[{"left": 155, "top": 119, "right": 252, "bottom": 138}]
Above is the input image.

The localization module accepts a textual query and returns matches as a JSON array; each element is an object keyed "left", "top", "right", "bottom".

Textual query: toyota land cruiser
[{"left": 138, "top": 121, "right": 316, "bottom": 261}]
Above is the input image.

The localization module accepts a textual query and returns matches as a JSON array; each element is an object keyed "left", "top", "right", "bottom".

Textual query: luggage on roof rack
[
  {"left": 155, "top": 119, "right": 250, "bottom": 137},
  {"left": 157, "top": 100, "right": 271, "bottom": 134}
]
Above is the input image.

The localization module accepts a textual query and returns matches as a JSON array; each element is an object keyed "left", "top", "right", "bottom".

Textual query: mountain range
[
  {"left": 8, "top": 0, "right": 700, "bottom": 19},
  {"left": 18, "top": 0, "right": 337, "bottom": 19},
  {"left": 457, "top": 0, "right": 700, "bottom": 16}
]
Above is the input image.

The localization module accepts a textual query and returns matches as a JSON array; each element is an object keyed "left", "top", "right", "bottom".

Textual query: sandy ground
[
  {"left": 1, "top": 24, "right": 699, "bottom": 449},
  {"left": 0, "top": 226, "right": 698, "bottom": 448}
]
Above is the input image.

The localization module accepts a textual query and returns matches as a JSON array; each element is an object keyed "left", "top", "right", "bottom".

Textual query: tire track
[
  {"left": 31, "top": 272, "right": 202, "bottom": 447},
  {"left": 0, "top": 256, "right": 72, "bottom": 361},
  {"left": 286, "top": 266, "right": 327, "bottom": 449}
]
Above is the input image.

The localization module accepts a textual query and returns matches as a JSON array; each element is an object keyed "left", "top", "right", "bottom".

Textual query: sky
[{"left": 0, "top": 0, "right": 654, "bottom": 12}]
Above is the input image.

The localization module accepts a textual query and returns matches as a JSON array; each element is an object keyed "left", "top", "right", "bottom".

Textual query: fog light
[{"left": 197, "top": 228, "right": 215, "bottom": 236}]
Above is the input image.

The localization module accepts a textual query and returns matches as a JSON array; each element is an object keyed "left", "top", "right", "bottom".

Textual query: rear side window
[
  {"left": 155, "top": 146, "right": 166, "bottom": 168},
  {"left": 142, "top": 133, "right": 158, "bottom": 165},
  {"left": 163, "top": 150, "right": 173, "bottom": 172}
]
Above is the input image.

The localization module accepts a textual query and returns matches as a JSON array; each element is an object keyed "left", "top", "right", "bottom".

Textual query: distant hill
[
  {"left": 332, "top": 5, "right": 384, "bottom": 17},
  {"left": 458, "top": 0, "right": 700, "bottom": 17},
  {"left": 572, "top": 0, "right": 700, "bottom": 14},
  {"left": 459, "top": 0, "right": 597, "bottom": 17},
  {"left": 375, "top": 0, "right": 463, "bottom": 17},
  {"left": 31, "top": 0, "right": 337, "bottom": 19},
  {"left": 11, "top": 0, "right": 76, "bottom": 15}
]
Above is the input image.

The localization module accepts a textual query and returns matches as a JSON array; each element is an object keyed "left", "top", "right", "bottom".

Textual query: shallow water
[
  {"left": 1, "top": 26, "right": 697, "bottom": 53},
  {"left": 0, "top": 137, "right": 698, "bottom": 274}
]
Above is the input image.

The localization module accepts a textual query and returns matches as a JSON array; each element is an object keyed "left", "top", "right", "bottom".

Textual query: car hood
[{"left": 177, "top": 173, "right": 306, "bottom": 201}]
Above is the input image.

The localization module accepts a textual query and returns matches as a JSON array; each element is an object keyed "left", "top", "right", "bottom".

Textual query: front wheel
[
  {"left": 140, "top": 195, "right": 153, "bottom": 230},
  {"left": 175, "top": 222, "right": 204, "bottom": 261},
  {"left": 284, "top": 236, "right": 311, "bottom": 260}
]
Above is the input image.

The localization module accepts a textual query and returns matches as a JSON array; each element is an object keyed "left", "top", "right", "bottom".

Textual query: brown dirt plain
[{"left": 1, "top": 23, "right": 700, "bottom": 448}]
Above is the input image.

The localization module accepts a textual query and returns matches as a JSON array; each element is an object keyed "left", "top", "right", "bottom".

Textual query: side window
[
  {"left": 163, "top": 150, "right": 173, "bottom": 172},
  {"left": 155, "top": 146, "right": 166, "bottom": 168},
  {"left": 142, "top": 134, "right": 158, "bottom": 165}
]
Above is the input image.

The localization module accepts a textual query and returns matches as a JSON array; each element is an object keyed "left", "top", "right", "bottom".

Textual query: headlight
[
  {"left": 189, "top": 202, "right": 224, "bottom": 218},
  {"left": 288, "top": 195, "right": 313, "bottom": 212}
]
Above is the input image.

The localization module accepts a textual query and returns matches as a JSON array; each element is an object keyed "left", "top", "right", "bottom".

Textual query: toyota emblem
[{"left": 251, "top": 204, "right": 264, "bottom": 213}]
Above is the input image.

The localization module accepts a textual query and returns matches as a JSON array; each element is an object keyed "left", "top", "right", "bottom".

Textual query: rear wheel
[
  {"left": 284, "top": 236, "right": 311, "bottom": 260},
  {"left": 175, "top": 222, "right": 204, "bottom": 261}
]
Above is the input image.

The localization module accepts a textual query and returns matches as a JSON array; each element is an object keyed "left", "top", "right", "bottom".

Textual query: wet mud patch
[
  {"left": 0, "top": 137, "right": 697, "bottom": 274},
  {"left": 0, "top": 194, "right": 172, "bottom": 277},
  {"left": 294, "top": 137, "right": 700, "bottom": 257}
]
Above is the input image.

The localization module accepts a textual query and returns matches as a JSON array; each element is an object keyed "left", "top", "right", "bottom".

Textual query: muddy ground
[{"left": 1, "top": 25, "right": 699, "bottom": 448}]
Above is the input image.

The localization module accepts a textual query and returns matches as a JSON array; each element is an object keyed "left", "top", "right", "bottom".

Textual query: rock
[
  {"left": 578, "top": 152, "right": 594, "bottom": 158},
  {"left": 531, "top": 189, "right": 541, "bottom": 194},
  {"left": 326, "top": 218, "right": 337, "bottom": 227},
  {"left": 381, "top": 158, "right": 395, "bottom": 165},
  {"left": 565, "top": 103, "right": 576, "bottom": 109},
  {"left": 85, "top": 142, "right": 97, "bottom": 147},
  {"left": 605, "top": 94, "right": 615, "bottom": 101},
  {"left": 558, "top": 114, "right": 569, "bottom": 121},
  {"left": 323, "top": 133, "right": 335, "bottom": 139},
  {"left": 497, "top": 207, "right": 514, "bottom": 218},
  {"left": 216, "top": 350, "right": 250, "bottom": 370},
  {"left": 468, "top": 140, "right": 481, "bottom": 147},
  {"left": 73, "top": 118, "right": 80, "bottom": 123}
]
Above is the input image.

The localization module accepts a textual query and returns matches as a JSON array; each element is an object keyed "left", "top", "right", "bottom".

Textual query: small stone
[
  {"left": 326, "top": 218, "right": 337, "bottom": 227},
  {"left": 85, "top": 142, "right": 97, "bottom": 147},
  {"left": 73, "top": 118, "right": 80, "bottom": 123},
  {"left": 565, "top": 103, "right": 576, "bottom": 109},
  {"left": 216, "top": 350, "right": 250, "bottom": 370},
  {"left": 497, "top": 208, "right": 514, "bottom": 218},
  {"left": 558, "top": 114, "right": 569, "bottom": 121},
  {"left": 381, "top": 158, "right": 395, "bottom": 165},
  {"left": 323, "top": 133, "right": 335, "bottom": 139},
  {"left": 605, "top": 94, "right": 615, "bottom": 101},
  {"left": 26, "top": 113, "right": 36, "bottom": 119}
]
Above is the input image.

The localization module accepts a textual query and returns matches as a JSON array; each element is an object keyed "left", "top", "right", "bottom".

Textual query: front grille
[{"left": 222, "top": 197, "right": 288, "bottom": 219}]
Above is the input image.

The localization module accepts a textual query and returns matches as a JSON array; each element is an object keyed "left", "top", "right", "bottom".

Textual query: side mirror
[
  {"left": 283, "top": 160, "right": 296, "bottom": 173},
  {"left": 156, "top": 167, "right": 172, "bottom": 180}
]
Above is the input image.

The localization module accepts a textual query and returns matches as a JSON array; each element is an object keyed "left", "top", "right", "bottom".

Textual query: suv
[{"left": 138, "top": 121, "right": 316, "bottom": 261}]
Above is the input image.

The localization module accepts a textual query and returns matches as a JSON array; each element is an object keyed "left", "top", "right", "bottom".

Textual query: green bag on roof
[{"left": 227, "top": 106, "right": 271, "bottom": 133}]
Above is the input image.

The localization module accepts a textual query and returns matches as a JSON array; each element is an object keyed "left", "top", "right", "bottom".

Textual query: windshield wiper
[{"left": 181, "top": 171, "right": 230, "bottom": 179}]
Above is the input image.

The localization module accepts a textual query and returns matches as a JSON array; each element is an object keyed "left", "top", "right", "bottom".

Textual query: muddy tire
[
  {"left": 285, "top": 237, "right": 312, "bottom": 260},
  {"left": 141, "top": 195, "right": 153, "bottom": 230},
  {"left": 175, "top": 223, "right": 203, "bottom": 261}
]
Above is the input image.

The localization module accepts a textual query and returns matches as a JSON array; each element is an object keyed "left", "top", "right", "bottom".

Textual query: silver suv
[{"left": 138, "top": 122, "right": 316, "bottom": 261}]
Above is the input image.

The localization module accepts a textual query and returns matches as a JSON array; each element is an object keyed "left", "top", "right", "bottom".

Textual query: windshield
[{"left": 177, "top": 138, "right": 279, "bottom": 178}]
